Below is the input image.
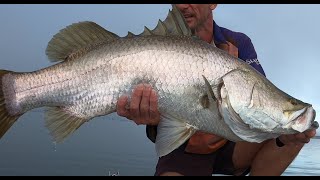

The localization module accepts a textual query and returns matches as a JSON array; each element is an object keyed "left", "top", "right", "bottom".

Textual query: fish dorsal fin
[
  {"left": 125, "top": 5, "right": 192, "bottom": 38},
  {"left": 46, "top": 21, "right": 119, "bottom": 62}
]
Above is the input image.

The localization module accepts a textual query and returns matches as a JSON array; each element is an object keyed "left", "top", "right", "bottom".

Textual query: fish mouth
[
  {"left": 311, "top": 109, "right": 318, "bottom": 129},
  {"left": 291, "top": 106, "right": 318, "bottom": 132},
  {"left": 312, "top": 121, "right": 319, "bottom": 129}
]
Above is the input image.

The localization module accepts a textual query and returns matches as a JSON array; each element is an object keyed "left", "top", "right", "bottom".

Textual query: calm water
[{"left": 0, "top": 110, "right": 319, "bottom": 176}]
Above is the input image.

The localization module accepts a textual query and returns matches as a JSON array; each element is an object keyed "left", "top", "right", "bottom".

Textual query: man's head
[{"left": 175, "top": 4, "right": 217, "bottom": 31}]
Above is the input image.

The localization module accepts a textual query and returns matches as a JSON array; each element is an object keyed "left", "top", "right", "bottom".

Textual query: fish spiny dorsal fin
[
  {"left": 46, "top": 21, "right": 119, "bottom": 62},
  {"left": 153, "top": 19, "right": 169, "bottom": 35},
  {"left": 170, "top": 5, "right": 192, "bottom": 36},
  {"left": 141, "top": 26, "right": 154, "bottom": 36},
  {"left": 126, "top": 31, "right": 136, "bottom": 38},
  {"left": 125, "top": 4, "right": 192, "bottom": 38}
]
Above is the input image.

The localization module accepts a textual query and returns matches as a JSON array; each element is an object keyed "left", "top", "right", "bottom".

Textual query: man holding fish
[{"left": 116, "top": 4, "right": 317, "bottom": 176}]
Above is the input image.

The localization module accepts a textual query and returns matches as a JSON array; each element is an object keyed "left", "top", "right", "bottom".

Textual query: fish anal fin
[{"left": 45, "top": 107, "right": 89, "bottom": 143}]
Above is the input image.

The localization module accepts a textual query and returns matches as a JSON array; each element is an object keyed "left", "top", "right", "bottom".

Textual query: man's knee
[
  {"left": 232, "top": 141, "right": 266, "bottom": 171},
  {"left": 159, "top": 172, "right": 184, "bottom": 176},
  {"left": 234, "top": 139, "right": 306, "bottom": 176}
]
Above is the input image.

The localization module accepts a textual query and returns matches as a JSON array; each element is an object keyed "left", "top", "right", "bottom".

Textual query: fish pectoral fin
[
  {"left": 155, "top": 114, "right": 197, "bottom": 157},
  {"left": 202, "top": 75, "right": 223, "bottom": 120},
  {"left": 45, "top": 107, "right": 89, "bottom": 143},
  {"left": 46, "top": 21, "right": 119, "bottom": 62}
]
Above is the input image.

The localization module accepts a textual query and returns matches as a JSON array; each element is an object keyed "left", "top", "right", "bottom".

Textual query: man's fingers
[
  {"left": 226, "top": 41, "right": 239, "bottom": 58},
  {"left": 279, "top": 129, "right": 316, "bottom": 145},
  {"left": 293, "top": 129, "right": 317, "bottom": 144},
  {"left": 116, "top": 95, "right": 130, "bottom": 118},
  {"left": 294, "top": 133, "right": 310, "bottom": 143},
  {"left": 117, "top": 84, "right": 160, "bottom": 126},
  {"left": 130, "top": 84, "right": 144, "bottom": 119},
  {"left": 304, "top": 129, "right": 317, "bottom": 138},
  {"left": 140, "top": 84, "right": 152, "bottom": 121},
  {"left": 149, "top": 89, "right": 160, "bottom": 125},
  {"left": 279, "top": 134, "right": 295, "bottom": 145}
]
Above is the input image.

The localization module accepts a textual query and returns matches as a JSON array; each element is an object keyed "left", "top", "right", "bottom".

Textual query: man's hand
[
  {"left": 277, "top": 129, "right": 317, "bottom": 146},
  {"left": 116, "top": 84, "right": 160, "bottom": 126}
]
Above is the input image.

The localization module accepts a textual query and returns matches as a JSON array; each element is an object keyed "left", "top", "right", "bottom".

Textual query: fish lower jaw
[
  {"left": 291, "top": 115, "right": 310, "bottom": 132},
  {"left": 291, "top": 107, "right": 315, "bottom": 132}
]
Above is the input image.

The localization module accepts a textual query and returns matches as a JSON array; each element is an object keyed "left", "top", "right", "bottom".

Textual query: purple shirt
[{"left": 213, "top": 21, "right": 266, "bottom": 77}]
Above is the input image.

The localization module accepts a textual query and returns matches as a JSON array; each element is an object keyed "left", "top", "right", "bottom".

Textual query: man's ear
[{"left": 210, "top": 4, "right": 217, "bottom": 11}]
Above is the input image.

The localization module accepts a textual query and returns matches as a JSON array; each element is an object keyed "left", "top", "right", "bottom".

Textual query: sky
[{"left": 0, "top": 4, "right": 319, "bottom": 135}]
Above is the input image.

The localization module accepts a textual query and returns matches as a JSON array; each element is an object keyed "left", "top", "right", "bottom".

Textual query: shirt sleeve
[{"left": 238, "top": 34, "right": 266, "bottom": 77}]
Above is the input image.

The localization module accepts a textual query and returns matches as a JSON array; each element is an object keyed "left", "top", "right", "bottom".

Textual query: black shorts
[{"left": 154, "top": 140, "right": 250, "bottom": 176}]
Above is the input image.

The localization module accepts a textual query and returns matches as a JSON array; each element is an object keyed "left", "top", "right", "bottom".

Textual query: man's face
[{"left": 175, "top": 4, "right": 215, "bottom": 31}]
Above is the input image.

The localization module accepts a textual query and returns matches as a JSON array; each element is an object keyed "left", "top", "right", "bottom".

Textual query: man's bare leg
[{"left": 233, "top": 139, "right": 304, "bottom": 176}]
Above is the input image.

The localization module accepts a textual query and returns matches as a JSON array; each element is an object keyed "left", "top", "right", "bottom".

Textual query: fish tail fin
[{"left": 0, "top": 70, "right": 22, "bottom": 139}]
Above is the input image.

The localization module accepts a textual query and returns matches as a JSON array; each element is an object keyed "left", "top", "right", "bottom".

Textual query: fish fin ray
[
  {"left": 46, "top": 21, "right": 119, "bottom": 62},
  {"left": 126, "top": 5, "right": 192, "bottom": 37},
  {"left": 126, "top": 31, "right": 135, "bottom": 38},
  {"left": 150, "top": 20, "right": 168, "bottom": 37},
  {"left": 140, "top": 26, "right": 154, "bottom": 36},
  {"left": 45, "top": 107, "right": 89, "bottom": 143},
  {"left": 155, "top": 114, "right": 197, "bottom": 157}
]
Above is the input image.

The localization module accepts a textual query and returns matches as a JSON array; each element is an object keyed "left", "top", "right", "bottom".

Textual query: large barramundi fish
[{"left": 0, "top": 5, "right": 317, "bottom": 157}]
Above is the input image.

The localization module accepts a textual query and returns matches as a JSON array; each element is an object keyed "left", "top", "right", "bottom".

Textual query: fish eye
[{"left": 289, "top": 99, "right": 298, "bottom": 106}]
